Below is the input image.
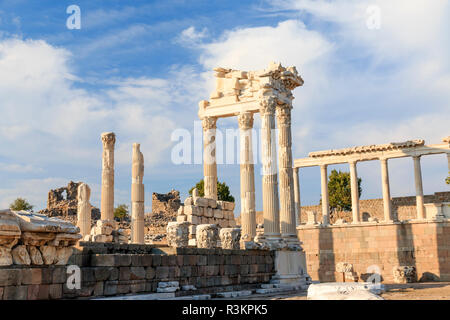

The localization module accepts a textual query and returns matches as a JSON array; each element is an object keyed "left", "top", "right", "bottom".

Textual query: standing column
[
  {"left": 202, "top": 116, "right": 218, "bottom": 200},
  {"left": 412, "top": 156, "right": 425, "bottom": 220},
  {"left": 349, "top": 160, "right": 360, "bottom": 224},
  {"left": 101, "top": 132, "right": 115, "bottom": 221},
  {"left": 131, "top": 143, "right": 145, "bottom": 244},
  {"left": 276, "top": 104, "right": 298, "bottom": 242},
  {"left": 260, "top": 98, "right": 281, "bottom": 241},
  {"left": 77, "top": 183, "right": 92, "bottom": 238},
  {"left": 380, "top": 158, "right": 393, "bottom": 222},
  {"left": 238, "top": 112, "right": 256, "bottom": 242},
  {"left": 320, "top": 164, "right": 330, "bottom": 226},
  {"left": 293, "top": 167, "right": 301, "bottom": 225}
]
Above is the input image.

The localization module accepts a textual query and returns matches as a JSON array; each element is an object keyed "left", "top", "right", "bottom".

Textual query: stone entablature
[
  {"left": 308, "top": 140, "right": 425, "bottom": 158},
  {"left": 0, "top": 210, "right": 81, "bottom": 266}
]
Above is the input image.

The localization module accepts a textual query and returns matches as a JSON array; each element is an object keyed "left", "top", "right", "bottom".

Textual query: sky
[{"left": 0, "top": 0, "right": 448, "bottom": 215}]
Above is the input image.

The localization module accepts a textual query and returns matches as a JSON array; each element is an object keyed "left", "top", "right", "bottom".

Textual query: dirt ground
[{"left": 264, "top": 282, "right": 450, "bottom": 300}]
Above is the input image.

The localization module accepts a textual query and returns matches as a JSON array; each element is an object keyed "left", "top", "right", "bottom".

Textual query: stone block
[
  {"left": 184, "top": 205, "right": 199, "bottom": 216},
  {"left": 196, "top": 224, "right": 219, "bottom": 249},
  {"left": 91, "top": 254, "right": 115, "bottom": 266},
  {"left": 119, "top": 267, "right": 130, "bottom": 281},
  {"left": 130, "top": 267, "right": 146, "bottom": 280},
  {"left": 204, "top": 207, "right": 213, "bottom": 218},
  {"left": 145, "top": 266, "right": 156, "bottom": 280},
  {"left": 188, "top": 225, "right": 196, "bottom": 235},
  {"left": 194, "top": 197, "right": 209, "bottom": 207},
  {"left": 114, "top": 254, "right": 132, "bottom": 266},
  {"left": 49, "top": 284, "right": 63, "bottom": 299},
  {"left": 213, "top": 209, "right": 223, "bottom": 219},
  {"left": 208, "top": 199, "right": 217, "bottom": 208},
  {"left": 187, "top": 215, "right": 200, "bottom": 225},
  {"left": 176, "top": 215, "right": 187, "bottom": 223},
  {"left": 3, "top": 285, "right": 28, "bottom": 300},
  {"left": 156, "top": 266, "right": 169, "bottom": 279},
  {"left": 0, "top": 269, "right": 22, "bottom": 287},
  {"left": 21, "top": 268, "right": 42, "bottom": 285},
  {"left": 103, "top": 280, "right": 118, "bottom": 296}
]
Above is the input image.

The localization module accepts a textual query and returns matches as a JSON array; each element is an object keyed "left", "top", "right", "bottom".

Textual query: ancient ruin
[
  {"left": 0, "top": 209, "right": 81, "bottom": 266},
  {"left": 39, "top": 181, "right": 100, "bottom": 224},
  {"left": 131, "top": 143, "right": 145, "bottom": 244}
]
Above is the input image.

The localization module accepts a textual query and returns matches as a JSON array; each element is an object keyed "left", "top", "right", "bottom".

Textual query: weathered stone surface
[
  {"left": 307, "top": 282, "right": 384, "bottom": 300},
  {"left": 393, "top": 266, "right": 416, "bottom": 284},
  {"left": 40, "top": 246, "right": 57, "bottom": 265},
  {"left": 166, "top": 222, "right": 190, "bottom": 248},
  {"left": 219, "top": 228, "right": 241, "bottom": 250},
  {"left": 28, "top": 246, "right": 44, "bottom": 265},
  {"left": 77, "top": 183, "right": 92, "bottom": 237},
  {"left": 196, "top": 224, "right": 219, "bottom": 249},
  {"left": 11, "top": 245, "right": 31, "bottom": 265},
  {"left": 55, "top": 247, "right": 73, "bottom": 265}
]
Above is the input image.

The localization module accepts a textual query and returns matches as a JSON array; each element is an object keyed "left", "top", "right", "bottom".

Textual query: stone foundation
[
  {"left": 297, "top": 220, "right": 450, "bottom": 283},
  {"left": 0, "top": 242, "right": 275, "bottom": 300}
]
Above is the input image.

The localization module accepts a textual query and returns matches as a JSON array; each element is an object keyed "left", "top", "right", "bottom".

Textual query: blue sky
[{"left": 0, "top": 0, "right": 449, "bottom": 215}]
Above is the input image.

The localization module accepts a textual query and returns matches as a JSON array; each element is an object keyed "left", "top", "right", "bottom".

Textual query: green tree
[
  {"left": 446, "top": 172, "right": 450, "bottom": 185},
  {"left": 114, "top": 204, "right": 129, "bottom": 221},
  {"left": 9, "top": 197, "right": 34, "bottom": 211},
  {"left": 189, "top": 179, "right": 235, "bottom": 202},
  {"left": 325, "top": 169, "right": 362, "bottom": 211}
]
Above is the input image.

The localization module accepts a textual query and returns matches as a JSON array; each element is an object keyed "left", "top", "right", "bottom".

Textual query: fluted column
[
  {"left": 260, "top": 98, "right": 281, "bottom": 241},
  {"left": 293, "top": 167, "right": 301, "bottom": 225},
  {"left": 276, "top": 104, "right": 298, "bottom": 242},
  {"left": 238, "top": 112, "right": 256, "bottom": 242},
  {"left": 202, "top": 117, "right": 218, "bottom": 200},
  {"left": 412, "top": 156, "right": 425, "bottom": 220},
  {"left": 77, "top": 183, "right": 91, "bottom": 237},
  {"left": 101, "top": 132, "right": 115, "bottom": 221},
  {"left": 131, "top": 143, "right": 145, "bottom": 244},
  {"left": 349, "top": 160, "right": 360, "bottom": 224},
  {"left": 380, "top": 158, "right": 393, "bottom": 222},
  {"left": 320, "top": 164, "right": 330, "bottom": 226}
]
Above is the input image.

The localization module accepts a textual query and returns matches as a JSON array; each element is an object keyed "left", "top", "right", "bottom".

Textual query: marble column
[
  {"left": 380, "top": 158, "right": 393, "bottom": 222},
  {"left": 77, "top": 183, "right": 91, "bottom": 237},
  {"left": 349, "top": 160, "right": 360, "bottom": 224},
  {"left": 202, "top": 116, "right": 218, "bottom": 200},
  {"left": 101, "top": 132, "right": 115, "bottom": 221},
  {"left": 320, "top": 164, "right": 330, "bottom": 226},
  {"left": 293, "top": 167, "right": 301, "bottom": 225},
  {"left": 276, "top": 104, "right": 298, "bottom": 242},
  {"left": 238, "top": 112, "right": 256, "bottom": 242},
  {"left": 412, "top": 156, "right": 425, "bottom": 220},
  {"left": 260, "top": 98, "right": 281, "bottom": 241},
  {"left": 131, "top": 143, "right": 145, "bottom": 244}
]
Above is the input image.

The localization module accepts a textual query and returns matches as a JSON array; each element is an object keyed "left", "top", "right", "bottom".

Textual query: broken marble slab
[{"left": 307, "top": 282, "right": 385, "bottom": 300}]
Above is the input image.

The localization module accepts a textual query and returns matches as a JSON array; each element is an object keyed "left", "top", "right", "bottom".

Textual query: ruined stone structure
[
  {"left": 39, "top": 181, "right": 100, "bottom": 224},
  {"left": 131, "top": 143, "right": 145, "bottom": 244},
  {"left": 166, "top": 221, "right": 189, "bottom": 248},
  {"left": 219, "top": 228, "right": 241, "bottom": 250},
  {"left": 77, "top": 183, "right": 92, "bottom": 238},
  {"left": 196, "top": 224, "right": 219, "bottom": 249},
  {"left": 0, "top": 209, "right": 81, "bottom": 267},
  {"left": 146, "top": 190, "right": 181, "bottom": 242},
  {"left": 301, "top": 191, "right": 450, "bottom": 224},
  {"left": 177, "top": 190, "right": 236, "bottom": 244},
  {"left": 196, "top": 62, "right": 307, "bottom": 287},
  {"left": 294, "top": 137, "right": 450, "bottom": 224},
  {"left": 198, "top": 62, "right": 303, "bottom": 250}
]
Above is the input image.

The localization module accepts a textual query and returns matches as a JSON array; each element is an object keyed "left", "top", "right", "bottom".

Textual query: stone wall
[
  {"left": 301, "top": 191, "right": 450, "bottom": 223},
  {"left": 297, "top": 220, "right": 450, "bottom": 283},
  {"left": 0, "top": 243, "right": 274, "bottom": 300}
]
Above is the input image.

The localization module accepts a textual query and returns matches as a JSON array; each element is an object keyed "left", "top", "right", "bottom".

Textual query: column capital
[
  {"left": 275, "top": 104, "right": 292, "bottom": 126},
  {"left": 101, "top": 132, "right": 116, "bottom": 148},
  {"left": 320, "top": 164, "right": 328, "bottom": 170},
  {"left": 379, "top": 157, "right": 389, "bottom": 163},
  {"left": 201, "top": 116, "right": 217, "bottom": 130},
  {"left": 412, "top": 155, "right": 421, "bottom": 160},
  {"left": 293, "top": 167, "right": 299, "bottom": 174},
  {"left": 349, "top": 160, "right": 358, "bottom": 166},
  {"left": 259, "top": 96, "right": 277, "bottom": 115},
  {"left": 237, "top": 112, "right": 254, "bottom": 129}
]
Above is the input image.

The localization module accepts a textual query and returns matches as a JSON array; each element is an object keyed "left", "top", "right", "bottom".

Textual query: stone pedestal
[
  {"left": 166, "top": 222, "right": 190, "bottom": 248},
  {"left": 219, "top": 228, "right": 241, "bottom": 250},
  {"left": 272, "top": 249, "right": 309, "bottom": 289},
  {"left": 196, "top": 224, "right": 219, "bottom": 249},
  {"left": 131, "top": 143, "right": 145, "bottom": 244}
]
